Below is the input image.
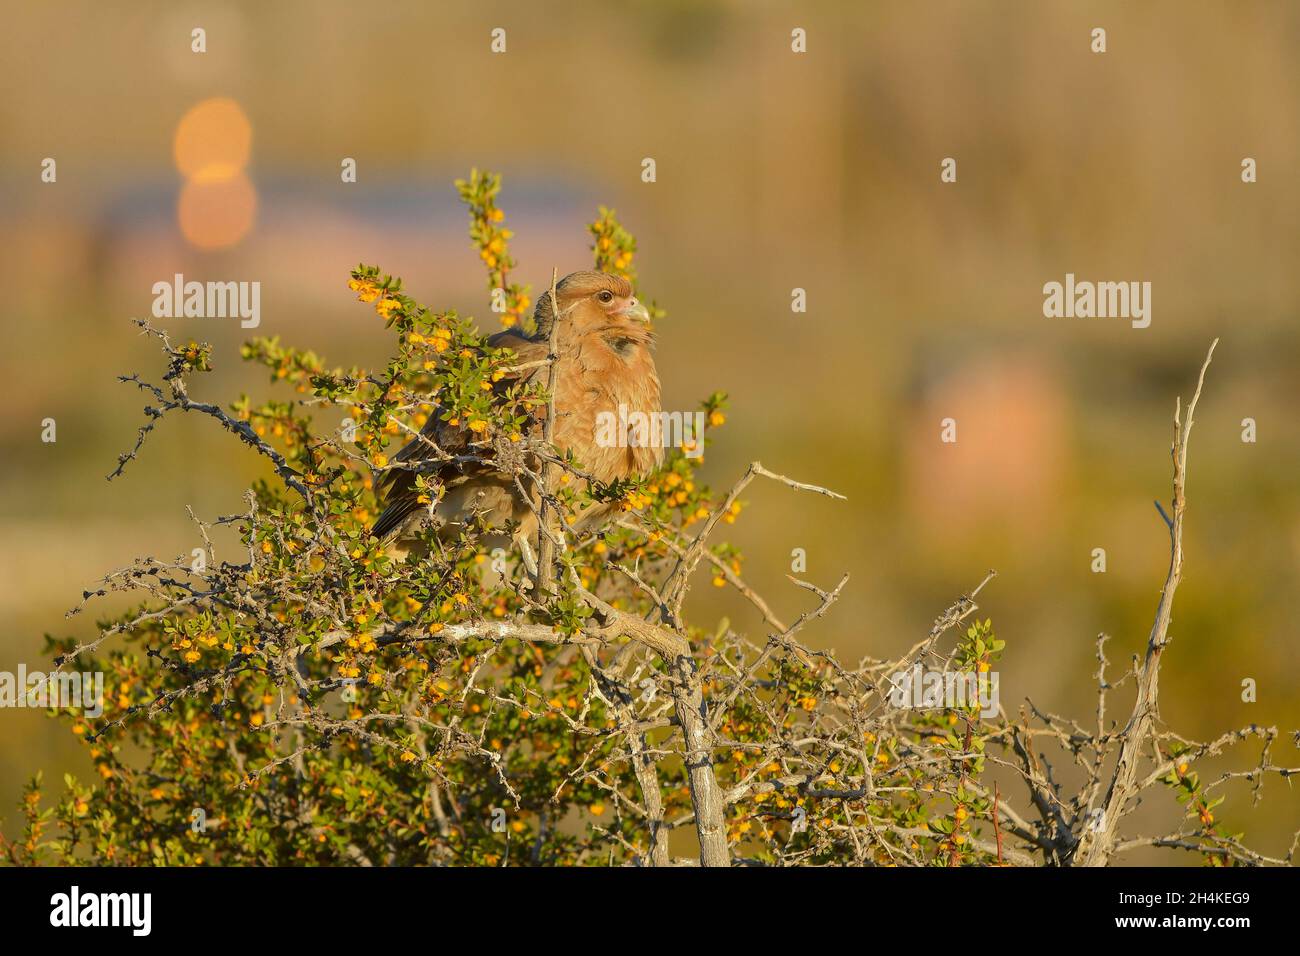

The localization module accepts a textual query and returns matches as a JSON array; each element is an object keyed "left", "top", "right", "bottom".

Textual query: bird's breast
[{"left": 553, "top": 344, "right": 662, "bottom": 483}]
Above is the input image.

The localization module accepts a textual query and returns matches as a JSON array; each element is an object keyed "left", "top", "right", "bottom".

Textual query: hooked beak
[{"left": 618, "top": 297, "right": 651, "bottom": 323}]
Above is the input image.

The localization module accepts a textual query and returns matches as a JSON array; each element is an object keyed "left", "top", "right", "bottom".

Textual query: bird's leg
[
  {"left": 510, "top": 509, "right": 544, "bottom": 593},
  {"left": 517, "top": 536, "right": 539, "bottom": 588}
]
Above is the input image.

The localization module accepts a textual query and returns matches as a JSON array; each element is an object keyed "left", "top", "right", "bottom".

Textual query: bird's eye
[{"left": 597, "top": 291, "right": 614, "bottom": 303}]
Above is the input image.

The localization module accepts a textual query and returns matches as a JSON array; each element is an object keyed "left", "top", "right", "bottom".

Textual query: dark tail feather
[{"left": 370, "top": 498, "right": 421, "bottom": 542}]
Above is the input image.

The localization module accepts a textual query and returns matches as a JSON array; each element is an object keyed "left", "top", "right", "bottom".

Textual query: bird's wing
[{"left": 370, "top": 332, "right": 549, "bottom": 541}]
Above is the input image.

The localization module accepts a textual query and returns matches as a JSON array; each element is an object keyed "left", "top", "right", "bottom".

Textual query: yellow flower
[
  {"left": 350, "top": 278, "right": 381, "bottom": 302},
  {"left": 709, "top": 411, "right": 726, "bottom": 427},
  {"left": 373, "top": 454, "right": 388, "bottom": 468}
]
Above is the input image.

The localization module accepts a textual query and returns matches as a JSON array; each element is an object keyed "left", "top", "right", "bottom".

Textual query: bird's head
[{"left": 532, "top": 271, "right": 650, "bottom": 339}]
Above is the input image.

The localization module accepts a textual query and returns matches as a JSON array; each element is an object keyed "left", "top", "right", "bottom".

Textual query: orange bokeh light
[
  {"left": 178, "top": 174, "right": 257, "bottom": 250},
  {"left": 173, "top": 97, "right": 252, "bottom": 180}
]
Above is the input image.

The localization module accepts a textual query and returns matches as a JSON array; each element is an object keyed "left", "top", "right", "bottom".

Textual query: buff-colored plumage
[{"left": 371, "top": 271, "right": 661, "bottom": 560}]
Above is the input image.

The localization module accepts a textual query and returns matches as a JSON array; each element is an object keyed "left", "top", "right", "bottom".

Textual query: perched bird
[{"left": 370, "top": 271, "right": 661, "bottom": 568}]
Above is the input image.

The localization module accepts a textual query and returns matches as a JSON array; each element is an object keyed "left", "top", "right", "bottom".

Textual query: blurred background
[{"left": 2, "top": 1, "right": 1297, "bottom": 862}]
